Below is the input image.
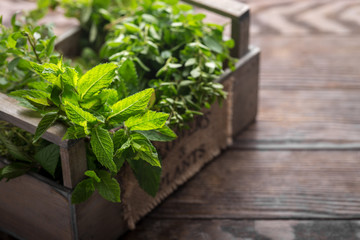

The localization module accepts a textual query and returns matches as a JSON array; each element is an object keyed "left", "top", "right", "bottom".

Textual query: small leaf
[
  {"left": 77, "top": 63, "right": 118, "bottom": 99},
  {"left": 203, "top": 36, "right": 223, "bottom": 54},
  {"left": 33, "top": 112, "right": 58, "bottom": 143},
  {"left": 136, "top": 125, "right": 177, "bottom": 142},
  {"left": 71, "top": 179, "right": 95, "bottom": 204},
  {"left": 34, "top": 144, "right": 60, "bottom": 177},
  {"left": 190, "top": 67, "right": 201, "bottom": 78},
  {"left": 131, "top": 133, "right": 161, "bottom": 167},
  {"left": 125, "top": 110, "right": 169, "bottom": 131},
  {"left": 185, "top": 58, "right": 196, "bottom": 67},
  {"left": 63, "top": 125, "right": 87, "bottom": 140},
  {"left": 90, "top": 126, "right": 116, "bottom": 172},
  {"left": 94, "top": 170, "right": 121, "bottom": 202},
  {"left": 85, "top": 170, "right": 101, "bottom": 183}
]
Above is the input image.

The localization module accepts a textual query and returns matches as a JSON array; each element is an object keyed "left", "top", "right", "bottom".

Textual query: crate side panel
[
  {"left": 75, "top": 192, "right": 127, "bottom": 240},
  {"left": 0, "top": 163, "right": 73, "bottom": 240},
  {"left": 232, "top": 47, "right": 260, "bottom": 137}
]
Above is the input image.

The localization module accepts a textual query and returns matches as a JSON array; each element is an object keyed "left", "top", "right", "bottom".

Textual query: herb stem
[{"left": 27, "top": 34, "right": 42, "bottom": 64}]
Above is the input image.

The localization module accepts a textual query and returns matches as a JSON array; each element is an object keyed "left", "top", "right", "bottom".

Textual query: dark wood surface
[{"left": 1, "top": 0, "right": 360, "bottom": 239}]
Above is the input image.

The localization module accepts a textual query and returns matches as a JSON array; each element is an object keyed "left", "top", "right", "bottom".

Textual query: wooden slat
[
  {"left": 123, "top": 219, "right": 360, "bottom": 239},
  {"left": 235, "top": 89, "right": 360, "bottom": 147},
  {"left": 60, "top": 139, "right": 88, "bottom": 188},
  {"left": 0, "top": 93, "right": 69, "bottom": 148},
  {"left": 149, "top": 150, "right": 360, "bottom": 219}
]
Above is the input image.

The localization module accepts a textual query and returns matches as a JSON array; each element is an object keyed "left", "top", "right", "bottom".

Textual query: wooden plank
[
  {"left": 252, "top": 36, "right": 360, "bottom": 89},
  {"left": 123, "top": 219, "right": 360, "bottom": 240},
  {"left": 235, "top": 89, "right": 360, "bottom": 147},
  {"left": 60, "top": 139, "right": 88, "bottom": 188},
  {"left": 0, "top": 162, "right": 73, "bottom": 240},
  {"left": 0, "top": 93, "right": 69, "bottom": 148},
  {"left": 150, "top": 150, "right": 360, "bottom": 219},
  {"left": 230, "top": 46, "right": 260, "bottom": 137}
]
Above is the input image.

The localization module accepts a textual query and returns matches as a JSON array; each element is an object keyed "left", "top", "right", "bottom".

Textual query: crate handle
[{"left": 183, "top": 0, "right": 250, "bottom": 58}]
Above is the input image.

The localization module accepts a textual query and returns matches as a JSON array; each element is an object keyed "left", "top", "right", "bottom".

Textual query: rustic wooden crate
[{"left": 0, "top": 0, "right": 259, "bottom": 239}]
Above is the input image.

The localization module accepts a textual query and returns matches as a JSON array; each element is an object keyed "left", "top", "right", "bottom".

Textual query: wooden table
[{"left": 1, "top": 0, "right": 360, "bottom": 239}]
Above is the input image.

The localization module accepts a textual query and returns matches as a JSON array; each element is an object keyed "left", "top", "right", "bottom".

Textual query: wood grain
[
  {"left": 235, "top": 89, "right": 360, "bottom": 147},
  {"left": 150, "top": 150, "right": 360, "bottom": 219},
  {"left": 0, "top": 162, "right": 73, "bottom": 240},
  {"left": 60, "top": 139, "right": 88, "bottom": 188},
  {"left": 123, "top": 219, "right": 360, "bottom": 240},
  {"left": 252, "top": 36, "right": 360, "bottom": 90},
  {"left": 0, "top": 93, "right": 68, "bottom": 148}
]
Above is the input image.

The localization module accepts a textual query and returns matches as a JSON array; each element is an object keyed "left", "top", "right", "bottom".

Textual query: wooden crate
[{"left": 0, "top": 0, "right": 260, "bottom": 239}]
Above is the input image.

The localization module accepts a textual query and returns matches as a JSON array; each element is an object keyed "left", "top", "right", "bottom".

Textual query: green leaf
[
  {"left": 94, "top": 170, "right": 121, "bottom": 203},
  {"left": 203, "top": 36, "right": 223, "bottom": 54},
  {"left": 125, "top": 110, "right": 169, "bottom": 131},
  {"left": 63, "top": 125, "right": 87, "bottom": 140},
  {"left": 71, "top": 179, "right": 95, "bottom": 204},
  {"left": 113, "top": 129, "right": 127, "bottom": 151},
  {"left": 90, "top": 126, "right": 116, "bottom": 172},
  {"left": 34, "top": 144, "right": 60, "bottom": 177},
  {"left": 136, "top": 125, "right": 177, "bottom": 142},
  {"left": 10, "top": 89, "right": 50, "bottom": 99},
  {"left": 64, "top": 101, "right": 97, "bottom": 127},
  {"left": 33, "top": 112, "right": 58, "bottom": 143},
  {"left": 84, "top": 170, "right": 101, "bottom": 183},
  {"left": 127, "top": 158, "right": 161, "bottom": 197},
  {"left": 0, "top": 162, "right": 30, "bottom": 181},
  {"left": 30, "top": 62, "right": 61, "bottom": 87},
  {"left": 108, "top": 88, "right": 154, "bottom": 123},
  {"left": 77, "top": 63, "right": 118, "bottom": 99},
  {"left": 118, "top": 59, "right": 138, "bottom": 94},
  {"left": 131, "top": 133, "right": 161, "bottom": 167},
  {"left": 124, "top": 23, "right": 140, "bottom": 33},
  {"left": 62, "top": 67, "right": 79, "bottom": 87}
]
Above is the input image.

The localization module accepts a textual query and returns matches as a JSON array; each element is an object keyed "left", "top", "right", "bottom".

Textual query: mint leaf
[
  {"left": 127, "top": 158, "right": 161, "bottom": 197},
  {"left": 131, "top": 133, "right": 161, "bottom": 167},
  {"left": 113, "top": 129, "right": 127, "bottom": 151},
  {"left": 71, "top": 178, "right": 95, "bottom": 204},
  {"left": 64, "top": 101, "right": 97, "bottom": 126},
  {"left": 85, "top": 170, "right": 101, "bottom": 182},
  {"left": 34, "top": 144, "right": 60, "bottom": 177},
  {"left": 108, "top": 88, "right": 154, "bottom": 123},
  {"left": 118, "top": 59, "right": 138, "bottom": 95},
  {"left": 33, "top": 112, "right": 58, "bottom": 143},
  {"left": 90, "top": 126, "right": 116, "bottom": 172},
  {"left": 30, "top": 62, "right": 61, "bottom": 87},
  {"left": 94, "top": 170, "right": 121, "bottom": 202},
  {"left": 136, "top": 125, "right": 177, "bottom": 142},
  {"left": 77, "top": 63, "right": 118, "bottom": 99},
  {"left": 125, "top": 110, "right": 169, "bottom": 131},
  {"left": 63, "top": 125, "right": 87, "bottom": 140}
]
